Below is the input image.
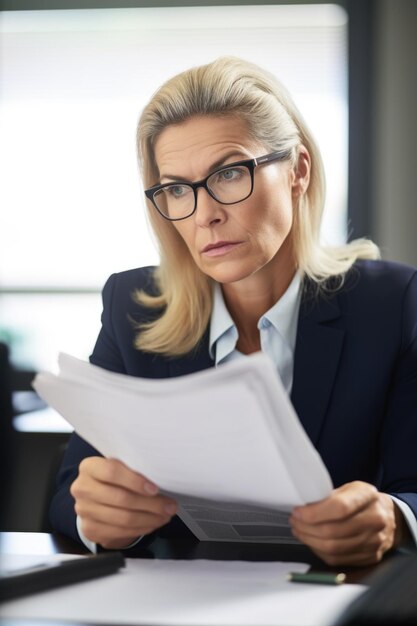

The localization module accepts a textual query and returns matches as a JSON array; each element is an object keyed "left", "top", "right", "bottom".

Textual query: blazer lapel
[{"left": 291, "top": 284, "right": 345, "bottom": 446}]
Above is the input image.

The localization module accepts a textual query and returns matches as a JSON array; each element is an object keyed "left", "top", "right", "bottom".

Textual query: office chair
[
  {"left": 332, "top": 551, "right": 417, "bottom": 625},
  {"left": 0, "top": 342, "right": 15, "bottom": 529},
  {"left": 39, "top": 442, "right": 68, "bottom": 532}
]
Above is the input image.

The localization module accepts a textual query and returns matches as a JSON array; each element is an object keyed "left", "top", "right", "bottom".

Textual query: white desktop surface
[
  {"left": 1, "top": 554, "right": 365, "bottom": 626},
  {"left": 13, "top": 407, "right": 72, "bottom": 433}
]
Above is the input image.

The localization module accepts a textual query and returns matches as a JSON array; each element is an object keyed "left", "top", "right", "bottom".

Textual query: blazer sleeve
[
  {"left": 382, "top": 271, "right": 417, "bottom": 518},
  {"left": 49, "top": 274, "right": 126, "bottom": 543}
]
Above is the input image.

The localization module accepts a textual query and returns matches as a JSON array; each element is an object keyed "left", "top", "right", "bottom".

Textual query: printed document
[{"left": 33, "top": 352, "right": 333, "bottom": 543}]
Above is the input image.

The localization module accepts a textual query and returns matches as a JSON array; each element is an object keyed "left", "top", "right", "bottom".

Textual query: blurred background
[{"left": 0, "top": 0, "right": 416, "bottom": 531}]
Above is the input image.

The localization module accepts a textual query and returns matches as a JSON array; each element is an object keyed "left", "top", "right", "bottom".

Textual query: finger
[
  {"left": 72, "top": 474, "right": 177, "bottom": 516},
  {"left": 78, "top": 457, "right": 159, "bottom": 496},
  {"left": 292, "top": 523, "right": 394, "bottom": 566},
  {"left": 312, "top": 545, "right": 387, "bottom": 567},
  {"left": 292, "top": 524, "right": 379, "bottom": 554},
  {"left": 292, "top": 481, "right": 378, "bottom": 525},
  {"left": 79, "top": 516, "right": 167, "bottom": 548},
  {"left": 290, "top": 504, "right": 386, "bottom": 541},
  {"left": 75, "top": 499, "right": 173, "bottom": 532}
]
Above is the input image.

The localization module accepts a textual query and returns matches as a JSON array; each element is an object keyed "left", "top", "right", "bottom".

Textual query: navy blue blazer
[{"left": 50, "top": 260, "right": 417, "bottom": 549}]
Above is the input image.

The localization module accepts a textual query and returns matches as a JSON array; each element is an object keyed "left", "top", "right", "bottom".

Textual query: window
[{"left": 0, "top": 4, "right": 348, "bottom": 370}]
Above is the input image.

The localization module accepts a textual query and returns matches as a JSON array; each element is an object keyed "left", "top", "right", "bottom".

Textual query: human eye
[
  {"left": 216, "top": 167, "right": 245, "bottom": 183},
  {"left": 164, "top": 184, "right": 190, "bottom": 199}
]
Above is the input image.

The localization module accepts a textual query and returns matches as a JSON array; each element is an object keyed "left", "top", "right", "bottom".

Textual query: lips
[
  {"left": 202, "top": 241, "right": 241, "bottom": 253},
  {"left": 201, "top": 241, "right": 243, "bottom": 257}
]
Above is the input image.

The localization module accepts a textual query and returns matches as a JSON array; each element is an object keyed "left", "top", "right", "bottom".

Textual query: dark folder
[{"left": 0, "top": 551, "right": 125, "bottom": 602}]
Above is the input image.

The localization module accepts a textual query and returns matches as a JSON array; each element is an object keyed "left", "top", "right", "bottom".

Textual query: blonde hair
[{"left": 135, "top": 56, "right": 379, "bottom": 356}]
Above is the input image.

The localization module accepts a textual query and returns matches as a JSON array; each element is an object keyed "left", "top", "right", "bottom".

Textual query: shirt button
[{"left": 260, "top": 318, "right": 270, "bottom": 329}]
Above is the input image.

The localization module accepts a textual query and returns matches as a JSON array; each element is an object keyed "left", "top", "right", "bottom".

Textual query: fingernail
[
  {"left": 164, "top": 504, "right": 177, "bottom": 515},
  {"left": 144, "top": 481, "right": 159, "bottom": 495}
]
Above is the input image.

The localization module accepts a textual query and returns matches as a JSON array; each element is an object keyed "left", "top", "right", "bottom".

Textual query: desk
[
  {"left": 0, "top": 534, "right": 88, "bottom": 626},
  {"left": 0, "top": 532, "right": 372, "bottom": 626},
  {"left": 5, "top": 533, "right": 410, "bottom": 626},
  {"left": 13, "top": 407, "right": 72, "bottom": 434},
  {"left": 0, "top": 531, "right": 382, "bottom": 583},
  {"left": 0, "top": 532, "right": 86, "bottom": 557}
]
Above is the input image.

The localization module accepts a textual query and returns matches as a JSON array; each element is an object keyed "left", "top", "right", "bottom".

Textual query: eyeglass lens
[{"left": 153, "top": 164, "right": 252, "bottom": 219}]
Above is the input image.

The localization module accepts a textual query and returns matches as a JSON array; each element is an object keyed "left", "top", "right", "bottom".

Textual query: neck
[{"left": 221, "top": 251, "right": 297, "bottom": 354}]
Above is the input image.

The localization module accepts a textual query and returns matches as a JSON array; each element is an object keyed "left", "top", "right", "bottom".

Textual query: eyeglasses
[{"left": 144, "top": 150, "right": 291, "bottom": 221}]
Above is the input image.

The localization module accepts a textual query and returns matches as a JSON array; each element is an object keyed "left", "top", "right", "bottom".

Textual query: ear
[{"left": 291, "top": 146, "right": 311, "bottom": 198}]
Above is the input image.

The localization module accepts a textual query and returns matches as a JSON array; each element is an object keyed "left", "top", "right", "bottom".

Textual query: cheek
[
  {"left": 277, "top": 199, "right": 294, "bottom": 233},
  {"left": 258, "top": 168, "right": 295, "bottom": 231},
  {"left": 253, "top": 192, "right": 294, "bottom": 246},
  {"left": 173, "top": 223, "right": 198, "bottom": 258}
]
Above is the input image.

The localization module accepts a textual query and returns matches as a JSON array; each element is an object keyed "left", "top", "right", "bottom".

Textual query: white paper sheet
[
  {"left": 33, "top": 352, "right": 333, "bottom": 541},
  {"left": 0, "top": 555, "right": 365, "bottom": 626}
]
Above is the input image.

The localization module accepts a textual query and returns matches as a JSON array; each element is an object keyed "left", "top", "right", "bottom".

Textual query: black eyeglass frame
[{"left": 144, "top": 150, "right": 291, "bottom": 221}]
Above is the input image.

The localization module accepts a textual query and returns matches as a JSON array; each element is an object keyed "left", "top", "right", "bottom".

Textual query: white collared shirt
[{"left": 209, "top": 271, "right": 302, "bottom": 394}]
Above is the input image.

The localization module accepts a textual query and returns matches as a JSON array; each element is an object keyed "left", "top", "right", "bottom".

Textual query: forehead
[{"left": 154, "top": 115, "right": 263, "bottom": 178}]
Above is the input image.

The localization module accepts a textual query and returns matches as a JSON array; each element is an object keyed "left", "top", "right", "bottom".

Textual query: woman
[{"left": 50, "top": 57, "right": 417, "bottom": 566}]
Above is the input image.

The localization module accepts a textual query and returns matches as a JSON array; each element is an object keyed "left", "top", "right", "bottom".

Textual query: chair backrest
[
  {"left": 39, "top": 441, "right": 68, "bottom": 533},
  {"left": 0, "top": 342, "right": 15, "bottom": 528},
  {"left": 0, "top": 341, "right": 13, "bottom": 422}
]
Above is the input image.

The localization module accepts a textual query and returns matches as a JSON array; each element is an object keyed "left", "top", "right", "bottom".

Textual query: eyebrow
[{"left": 159, "top": 151, "right": 250, "bottom": 183}]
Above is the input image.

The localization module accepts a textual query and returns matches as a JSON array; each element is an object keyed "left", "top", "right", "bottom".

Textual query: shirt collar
[
  {"left": 209, "top": 271, "right": 302, "bottom": 362},
  {"left": 261, "top": 271, "right": 302, "bottom": 351},
  {"left": 209, "top": 282, "right": 237, "bottom": 361}
]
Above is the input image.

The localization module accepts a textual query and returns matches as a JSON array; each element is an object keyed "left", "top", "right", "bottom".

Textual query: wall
[{"left": 373, "top": 0, "right": 417, "bottom": 266}]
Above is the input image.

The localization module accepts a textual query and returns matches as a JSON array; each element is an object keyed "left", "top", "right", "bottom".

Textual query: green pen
[{"left": 287, "top": 571, "right": 346, "bottom": 585}]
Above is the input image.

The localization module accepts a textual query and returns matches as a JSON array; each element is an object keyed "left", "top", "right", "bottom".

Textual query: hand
[
  {"left": 289, "top": 481, "right": 409, "bottom": 566},
  {"left": 70, "top": 457, "right": 177, "bottom": 550}
]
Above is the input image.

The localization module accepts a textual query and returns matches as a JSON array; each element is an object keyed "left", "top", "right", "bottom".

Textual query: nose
[{"left": 193, "top": 187, "right": 226, "bottom": 228}]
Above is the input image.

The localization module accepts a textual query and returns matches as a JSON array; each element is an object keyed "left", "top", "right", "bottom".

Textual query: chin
[{"left": 201, "top": 262, "right": 260, "bottom": 285}]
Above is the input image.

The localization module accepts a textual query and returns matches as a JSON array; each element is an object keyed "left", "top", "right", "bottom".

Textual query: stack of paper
[{"left": 33, "top": 352, "right": 333, "bottom": 543}]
